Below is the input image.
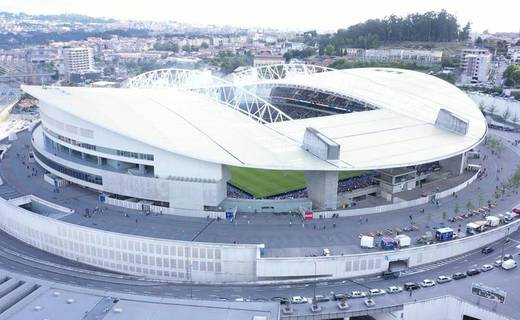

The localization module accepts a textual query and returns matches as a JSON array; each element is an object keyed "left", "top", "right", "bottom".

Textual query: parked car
[
  {"left": 512, "top": 208, "right": 520, "bottom": 214},
  {"left": 291, "top": 296, "right": 308, "bottom": 304},
  {"left": 271, "top": 296, "right": 289, "bottom": 305},
  {"left": 331, "top": 293, "right": 348, "bottom": 301},
  {"left": 502, "top": 259, "right": 518, "bottom": 270},
  {"left": 420, "top": 279, "right": 436, "bottom": 287},
  {"left": 466, "top": 268, "right": 481, "bottom": 276},
  {"left": 368, "top": 288, "right": 386, "bottom": 296},
  {"left": 382, "top": 271, "right": 400, "bottom": 280},
  {"left": 481, "top": 264, "right": 494, "bottom": 272},
  {"left": 364, "top": 298, "right": 376, "bottom": 307},
  {"left": 437, "top": 275, "right": 452, "bottom": 283},
  {"left": 481, "top": 247, "right": 494, "bottom": 254},
  {"left": 322, "top": 248, "right": 331, "bottom": 256},
  {"left": 452, "top": 272, "right": 467, "bottom": 280},
  {"left": 495, "top": 259, "right": 504, "bottom": 267},
  {"left": 503, "top": 254, "right": 514, "bottom": 261},
  {"left": 387, "top": 286, "right": 403, "bottom": 294},
  {"left": 314, "top": 295, "right": 330, "bottom": 302},
  {"left": 404, "top": 282, "right": 421, "bottom": 291},
  {"left": 349, "top": 291, "right": 366, "bottom": 299}
]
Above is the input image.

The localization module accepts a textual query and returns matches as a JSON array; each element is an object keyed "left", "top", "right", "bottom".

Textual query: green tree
[
  {"left": 459, "top": 22, "right": 471, "bottom": 41},
  {"left": 503, "top": 108, "right": 511, "bottom": 121},
  {"left": 503, "top": 65, "right": 520, "bottom": 87},
  {"left": 324, "top": 44, "right": 336, "bottom": 56},
  {"left": 477, "top": 192, "right": 484, "bottom": 207},
  {"left": 200, "top": 42, "right": 209, "bottom": 49},
  {"left": 466, "top": 199, "right": 474, "bottom": 211}
]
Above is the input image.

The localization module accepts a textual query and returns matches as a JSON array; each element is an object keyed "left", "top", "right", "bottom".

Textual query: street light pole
[
  {"left": 500, "top": 227, "right": 511, "bottom": 261},
  {"left": 313, "top": 261, "right": 317, "bottom": 302}
]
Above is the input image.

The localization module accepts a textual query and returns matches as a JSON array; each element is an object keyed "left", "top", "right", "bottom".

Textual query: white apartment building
[
  {"left": 62, "top": 47, "right": 94, "bottom": 79},
  {"left": 459, "top": 48, "right": 492, "bottom": 84}
]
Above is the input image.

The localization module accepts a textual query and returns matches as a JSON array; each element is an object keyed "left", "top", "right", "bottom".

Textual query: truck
[
  {"left": 485, "top": 216, "right": 500, "bottom": 227},
  {"left": 435, "top": 227, "right": 454, "bottom": 241},
  {"left": 380, "top": 237, "right": 396, "bottom": 250},
  {"left": 395, "top": 234, "right": 411, "bottom": 248},
  {"left": 416, "top": 231, "right": 434, "bottom": 245},
  {"left": 466, "top": 222, "right": 483, "bottom": 235},
  {"left": 360, "top": 236, "right": 375, "bottom": 248}
]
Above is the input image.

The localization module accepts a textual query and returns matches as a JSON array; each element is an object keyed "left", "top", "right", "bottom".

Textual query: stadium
[{"left": 22, "top": 64, "right": 487, "bottom": 215}]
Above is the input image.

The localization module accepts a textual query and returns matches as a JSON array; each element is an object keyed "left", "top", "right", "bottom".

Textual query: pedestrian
[{"left": 135, "top": 219, "right": 138, "bottom": 223}]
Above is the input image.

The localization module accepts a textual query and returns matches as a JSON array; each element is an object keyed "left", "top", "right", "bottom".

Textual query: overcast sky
[{"left": 1, "top": 0, "right": 519, "bottom": 33}]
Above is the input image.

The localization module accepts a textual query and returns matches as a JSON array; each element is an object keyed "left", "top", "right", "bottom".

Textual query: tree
[
  {"left": 475, "top": 36, "right": 483, "bottom": 47},
  {"left": 503, "top": 65, "right": 520, "bottom": 87},
  {"left": 459, "top": 22, "right": 471, "bottom": 41},
  {"left": 488, "top": 104, "right": 497, "bottom": 115},
  {"left": 324, "top": 44, "right": 336, "bottom": 56},
  {"left": 466, "top": 199, "right": 474, "bottom": 211},
  {"left": 477, "top": 192, "right": 484, "bottom": 207},
  {"left": 200, "top": 42, "right": 209, "bottom": 49},
  {"left": 503, "top": 108, "right": 511, "bottom": 121}
]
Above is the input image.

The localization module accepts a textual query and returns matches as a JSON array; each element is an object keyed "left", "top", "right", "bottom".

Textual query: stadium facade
[{"left": 22, "top": 65, "right": 487, "bottom": 213}]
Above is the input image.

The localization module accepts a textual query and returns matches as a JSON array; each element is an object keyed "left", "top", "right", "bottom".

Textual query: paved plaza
[{"left": 1, "top": 129, "right": 519, "bottom": 257}]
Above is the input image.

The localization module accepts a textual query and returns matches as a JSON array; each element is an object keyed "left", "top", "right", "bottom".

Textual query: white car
[
  {"left": 349, "top": 291, "right": 366, "bottom": 298},
  {"left": 502, "top": 259, "right": 517, "bottom": 270},
  {"left": 291, "top": 296, "right": 308, "bottom": 304},
  {"left": 437, "top": 275, "right": 452, "bottom": 283},
  {"left": 368, "top": 288, "right": 386, "bottom": 296},
  {"left": 420, "top": 279, "right": 436, "bottom": 287},
  {"left": 387, "top": 286, "right": 403, "bottom": 294},
  {"left": 364, "top": 298, "right": 376, "bottom": 307},
  {"left": 481, "top": 264, "right": 494, "bottom": 272}
]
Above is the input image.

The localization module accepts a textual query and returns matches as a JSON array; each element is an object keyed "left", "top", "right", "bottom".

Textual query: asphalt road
[{"left": 0, "top": 222, "right": 519, "bottom": 317}]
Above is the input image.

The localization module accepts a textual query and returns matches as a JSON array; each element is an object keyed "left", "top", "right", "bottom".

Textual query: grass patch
[{"left": 228, "top": 167, "right": 365, "bottom": 198}]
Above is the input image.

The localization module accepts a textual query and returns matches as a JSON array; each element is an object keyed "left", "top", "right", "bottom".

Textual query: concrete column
[
  {"left": 304, "top": 171, "right": 338, "bottom": 209},
  {"left": 138, "top": 164, "right": 145, "bottom": 174},
  {"left": 439, "top": 153, "right": 466, "bottom": 176},
  {"left": 97, "top": 157, "right": 102, "bottom": 166}
]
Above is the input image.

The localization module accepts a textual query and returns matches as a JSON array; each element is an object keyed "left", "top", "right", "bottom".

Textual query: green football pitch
[{"left": 228, "top": 167, "right": 365, "bottom": 198}]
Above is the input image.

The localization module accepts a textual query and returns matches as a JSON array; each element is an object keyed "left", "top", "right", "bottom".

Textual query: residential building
[{"left": 459, "top": 48, "right": 493, "bottom": 84}]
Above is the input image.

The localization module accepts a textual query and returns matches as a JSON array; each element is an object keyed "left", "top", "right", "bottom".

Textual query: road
[{"left": 0, "top": 220, "right": 519, "bottom": 317}]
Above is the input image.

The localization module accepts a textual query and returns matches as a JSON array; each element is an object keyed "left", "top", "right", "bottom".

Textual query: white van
[{"left": 502, "top": 259, "right": 517, "bottom": 270}]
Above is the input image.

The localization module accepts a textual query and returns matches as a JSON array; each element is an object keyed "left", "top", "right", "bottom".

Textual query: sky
[{"left": 1, "top": 0, "right": 519, "bottom": 33}]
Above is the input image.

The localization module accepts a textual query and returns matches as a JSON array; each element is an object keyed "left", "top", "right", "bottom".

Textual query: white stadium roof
[{"left": 23, "top": 67, "right": 487, "bottom": 171}]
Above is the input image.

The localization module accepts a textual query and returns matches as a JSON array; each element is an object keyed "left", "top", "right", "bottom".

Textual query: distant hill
[{"left": 0, "top": 11, "right": 116, "bottom": 24}]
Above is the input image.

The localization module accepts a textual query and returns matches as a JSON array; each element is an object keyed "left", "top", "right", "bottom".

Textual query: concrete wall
[
  {"left": 0, "top": 190, "right": 517, "bottom": 284},
  {"left": 256, "top": 219, "right": 520, "bottom": 280},
  {"left": 33, "top": 125, "right": 227, "bottom": 210},
  {"left": 221, "top": 198, "right": 312, "bottom": 213},
  {"left": 317, "top": 169, "right": 480, "bottom": 218},
  {"left": 0, "top": 197, "right": 261, "bottom": 283}
]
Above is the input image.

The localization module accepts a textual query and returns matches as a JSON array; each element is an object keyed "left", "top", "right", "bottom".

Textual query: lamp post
[{"left": 500, "top": 227, "right": 511, "bottom": 261}]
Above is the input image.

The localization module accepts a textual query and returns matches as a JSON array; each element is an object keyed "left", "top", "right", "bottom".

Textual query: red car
[{"left": 512, "top": 208, "right": 520, "bottom": 215}]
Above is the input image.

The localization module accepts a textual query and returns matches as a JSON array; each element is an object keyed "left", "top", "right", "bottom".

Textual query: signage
[
  {"left": 472, "top": 283, "right": 506, "bottom": 304},
  {"left": 304, "top": 211, "right": 313, "bottom": 220}
]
